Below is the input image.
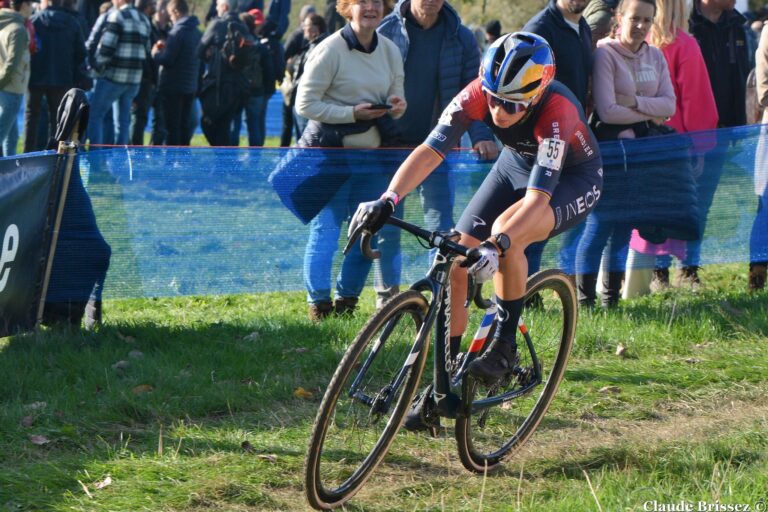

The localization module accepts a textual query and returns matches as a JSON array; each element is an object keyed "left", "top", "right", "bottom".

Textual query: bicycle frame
[{"left": 346, "top": 217, "right": 544, "bottom": 420}]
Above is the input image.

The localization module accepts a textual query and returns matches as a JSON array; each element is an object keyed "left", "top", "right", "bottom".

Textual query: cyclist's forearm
[{"left": 387, "top": 145, "right": 443, "bottom": 199}]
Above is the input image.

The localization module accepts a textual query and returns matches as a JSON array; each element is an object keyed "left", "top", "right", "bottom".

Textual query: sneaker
[
  {"left": 308, "top": 301, "right": 333, "bottom": 322},
  {"left": 333, "top": 297, "right": 358, "bottom": 316},
  {"left": 403, "top": 384, "right": 440, "bottom": 436},
  {"left": 677, "top": 266, "right": 701, "bottom": 290},
  {"left": 649, "top": 268, "right": 670, "bottom": 293},
  {"left": 748, "top": 264, "right": 767, "bottom": 292},
  {"left": 467, "top": 338, "right": 518, "bottom": 386}
]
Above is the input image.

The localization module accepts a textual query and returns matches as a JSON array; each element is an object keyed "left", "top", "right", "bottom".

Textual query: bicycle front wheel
[
  {"left": 305, "top": 290, "right": 430, "bottom": 510},
  {"left": 455, "top": 269, "right": 577, "bottom": 473}
]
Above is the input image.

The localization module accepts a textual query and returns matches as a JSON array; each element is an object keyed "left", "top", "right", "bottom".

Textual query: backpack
[
  {"left": 241, "top": 42, "right": 264, "bottom": 93},
  {"left": 221, "top": 21, "right": 251, "bottom": 71}
]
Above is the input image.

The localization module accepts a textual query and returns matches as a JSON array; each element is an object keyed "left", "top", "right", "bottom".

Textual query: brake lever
[
  {"left": 342, "top": 224, "right": 364, "bottom": 255},
  {"left": 464, "top": 273, "right": 476, "bottom": 308}
]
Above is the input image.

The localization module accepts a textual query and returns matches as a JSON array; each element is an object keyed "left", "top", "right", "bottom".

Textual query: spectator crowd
[{"left": 0, "top": 0, "right": 766, "bottom": 323}]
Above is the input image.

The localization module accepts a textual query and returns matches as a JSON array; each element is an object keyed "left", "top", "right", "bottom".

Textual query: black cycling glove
[{"left": 348, "top": 193, "right": 397, "bottom": 239}]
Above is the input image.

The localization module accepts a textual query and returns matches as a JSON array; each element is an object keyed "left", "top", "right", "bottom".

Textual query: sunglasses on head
[{"left": 484, "top": 91, "right": 530, "bottom": 114}]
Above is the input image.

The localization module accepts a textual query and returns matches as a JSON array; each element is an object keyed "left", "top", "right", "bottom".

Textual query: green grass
[{"left": 1, "top": 265, "right": 767, "bottom": 511}]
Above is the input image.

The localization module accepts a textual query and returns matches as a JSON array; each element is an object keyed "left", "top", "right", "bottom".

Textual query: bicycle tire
[
  {"left": 305, "top": 290, "right": 430, "bottom": 510},
  {"left": 455, "top": 269, "right": 577, "bottom": 473}
]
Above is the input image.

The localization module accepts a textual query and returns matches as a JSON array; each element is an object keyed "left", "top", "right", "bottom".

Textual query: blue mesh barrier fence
[{"left": 70, "top": 124, "right": 766, "bottom": 299}]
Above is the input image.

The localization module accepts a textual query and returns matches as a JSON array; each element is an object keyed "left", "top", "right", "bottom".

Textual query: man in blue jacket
[
  {"left": 522, "top": 0, "right": 593, "bottom": 283},
  {"left": 376, "top": 0, "right": 498, "bottom": 308},
  {"left": 25, "top": 0, "right": 88, "bottom": 152}
]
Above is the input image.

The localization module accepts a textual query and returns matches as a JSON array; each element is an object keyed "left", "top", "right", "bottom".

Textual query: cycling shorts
[{"left": 455, "top": 148, "right": 603, "bottom": 241}]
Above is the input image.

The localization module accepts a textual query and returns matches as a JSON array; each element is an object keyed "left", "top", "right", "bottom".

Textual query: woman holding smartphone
[{"left": 295, "top": 0, "right": 406, "bottom": 321}]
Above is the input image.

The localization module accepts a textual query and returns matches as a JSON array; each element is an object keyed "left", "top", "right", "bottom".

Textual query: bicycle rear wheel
[
  {"left": 305, "top": 290, "right": 430, "bottom": 510},
  {"left": 455, "top": 269, "right": 577, "bottom": 473}
]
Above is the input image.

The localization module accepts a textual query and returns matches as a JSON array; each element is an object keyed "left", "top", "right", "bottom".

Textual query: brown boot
[
  {"left": 649, "top": 268, "right": 670, "bottom": 293},
  {"left": 748, "top": 264, "right": 767, "bottom": 292},
  {"left": 308, "top": 301, "right": 333, "bottom": 322},
  {"left": 334, "top": 297, "right": 359, "bottom": 316},
  {"left": 677, "top": 266, "right": 701, "bottom": 290}
]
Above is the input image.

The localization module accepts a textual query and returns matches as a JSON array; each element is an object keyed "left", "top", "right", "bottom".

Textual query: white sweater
[{"left": 296, "top": 30, "right": 404, "bottom": 147}]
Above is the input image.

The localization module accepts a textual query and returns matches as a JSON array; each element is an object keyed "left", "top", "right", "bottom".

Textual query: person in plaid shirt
[{"left": 87, "top": 0, "right": 150, "bottom": 145}]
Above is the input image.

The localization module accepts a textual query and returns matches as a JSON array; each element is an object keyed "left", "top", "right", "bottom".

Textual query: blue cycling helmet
[{"left": 480, "top": 32, "right": 555, "bottom": 105}]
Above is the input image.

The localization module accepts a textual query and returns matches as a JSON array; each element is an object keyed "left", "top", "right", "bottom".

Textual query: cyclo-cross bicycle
[{"left": 304, "top": 216, "right": 578, "bottom": 510}]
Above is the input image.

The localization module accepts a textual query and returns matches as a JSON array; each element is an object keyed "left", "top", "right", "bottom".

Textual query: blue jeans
[
  {"left": 88, "top": 78, "right": 140, "bottom": 145},
  {"left": 0, "top": 90, "right": 23, "bottom": 156},
  {"left": 751, "top": 194, "right": 768, "bottom": 264},
  {"left": 576, "top": 213, "right": 631, "bottom": 276},
  {"left": 304, "top": 172, "right": 389, "bottom": 304},
  {"left": 293, "top": 107, "right": 308, "bottom": 142},
  {"left": 682, "top": 146, "right": 726, "bottom": 267},
  {"left": 231, "top": 95, "right": 267, "bottom": 146}
]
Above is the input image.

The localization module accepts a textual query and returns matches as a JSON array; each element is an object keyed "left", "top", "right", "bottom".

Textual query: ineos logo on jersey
[
  {"left": 565, "top": 185, "right": 602, "bottom": 221},
  {"left": 0, "top": 224, "right": 19, "bottom": 293}
]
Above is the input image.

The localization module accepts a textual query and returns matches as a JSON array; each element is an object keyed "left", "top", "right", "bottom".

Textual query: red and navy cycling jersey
[{"left": 424, "top": 78, "right": 601, "bottom": 197}]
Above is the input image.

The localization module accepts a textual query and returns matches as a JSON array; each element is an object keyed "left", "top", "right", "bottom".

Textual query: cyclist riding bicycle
[{"left": 349, "top": 32, "right": 603, "bottom": 425}]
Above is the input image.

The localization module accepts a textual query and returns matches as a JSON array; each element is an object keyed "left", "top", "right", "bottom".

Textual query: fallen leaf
[
  {"left": 128, "top": 350, "right": 144, "bottom": 359},
  {"left": 598, "top": 386, "right": 621, "bottom": 395},
  {"left": 93, "top": 475, "right": 112, "bottom": 490},
  {"left": 112, "top": 360, "right": 130, "bottom": 371},
  {"left": 24, "top": 401, "right": 47, "bottom": 411},
  {"left": 29, "top": 435, "right": 50, "bottom": 445},
  {"left": 241, "top": 440, "right": 255, "bottom": 453},
  {"left": 615, "top": 344, "right": 627, "bottom": 357},
  {"left": 293, "top": 387, "right": 314, "bottom": 400},
  {"left": 257, "top": 454, "right": 278, "bottom": 463},
  {"left": 116, "top": 332, "right": 136, "bottom": 343},
  {"left": 21, "top": 416, "right": 35, "bottom": 427},
  {"left": 243, "top": 332, "right": 260, "bottom": 341},
  {"left": 132, "top": 384, "right": 154, "bottom": 395}
]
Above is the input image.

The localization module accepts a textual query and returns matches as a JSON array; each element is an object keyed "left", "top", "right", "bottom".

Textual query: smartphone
[{"left": 369, "top": 103, "right": 393, "bottom": 110}]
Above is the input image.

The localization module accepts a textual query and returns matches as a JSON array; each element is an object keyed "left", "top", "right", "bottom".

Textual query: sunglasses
[{"left": 484, "top": 91, "right": 530, "bottom": 114}]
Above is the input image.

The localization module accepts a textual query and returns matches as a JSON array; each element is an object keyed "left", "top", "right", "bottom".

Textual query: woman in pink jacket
[
  {"left": 623, "top": 0, "right": 719, "bottom": 297},
  {"left": 575, "top": 0, "right": 676, "bottom": 307}
]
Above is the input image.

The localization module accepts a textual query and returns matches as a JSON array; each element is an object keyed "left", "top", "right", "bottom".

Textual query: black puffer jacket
[
  {"left": 154, "top": 16, "right": 202, "bottom": 95},
  {"left": 689, "top": 5, "right": 749, "bottom": 127}
]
